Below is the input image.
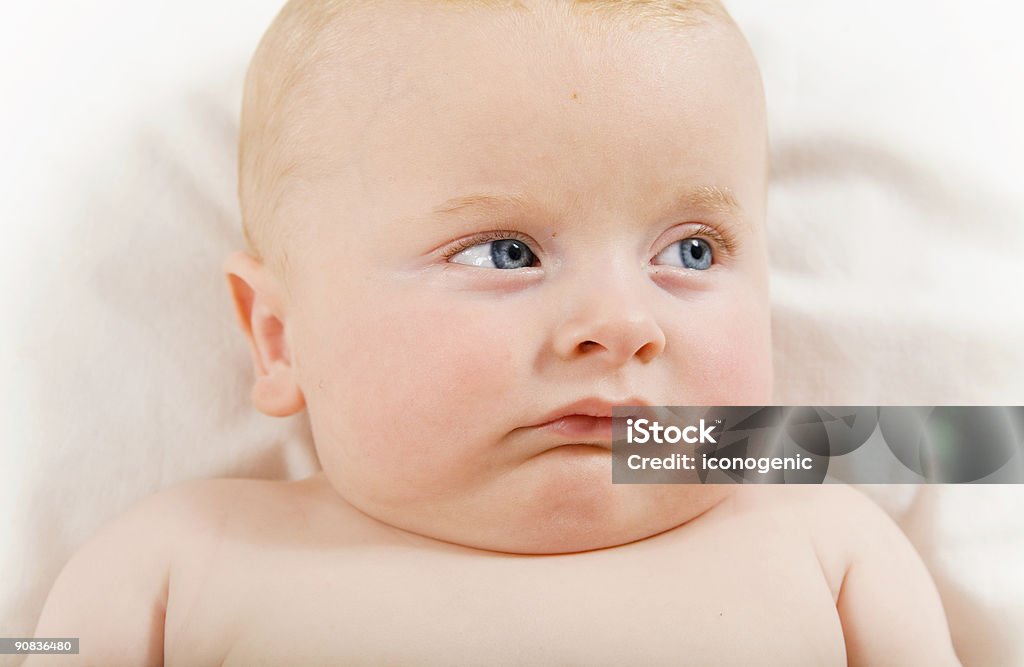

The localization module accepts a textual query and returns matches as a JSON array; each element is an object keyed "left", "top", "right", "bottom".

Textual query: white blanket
[{"left": 2, "top": 1, "right": 1022, "bottom": 665}]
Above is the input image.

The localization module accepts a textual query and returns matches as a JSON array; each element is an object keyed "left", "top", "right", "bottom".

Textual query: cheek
[
  {"left": 665, "top": 288, "right": 773, "bottom": 405},
  {"left": 300, "top": 291, "right": 530, "bottom": 487},
  {"left": 366, "top": 298, "right": 524, "bottom": 406}
]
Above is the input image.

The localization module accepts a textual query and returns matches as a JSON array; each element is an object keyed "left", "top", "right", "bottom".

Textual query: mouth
[
  {"left": 535, "top": 415, "right": 616, "bottom": 441},
  {"left": 528, "top": 397, "right": 655, "bottom": 447}
]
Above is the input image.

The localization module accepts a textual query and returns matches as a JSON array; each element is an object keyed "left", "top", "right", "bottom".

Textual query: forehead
[{"left": 286, "top": 3, "right": 765, "bottom": 235}]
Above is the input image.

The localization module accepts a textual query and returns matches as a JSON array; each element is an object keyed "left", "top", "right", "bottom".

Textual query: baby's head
[{"left": 226, "top": 0, "right": 772, "bottom": 553}]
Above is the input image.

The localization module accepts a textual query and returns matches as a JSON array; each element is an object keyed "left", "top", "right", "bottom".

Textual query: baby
[{"left": 30, "top": 0, "right": 960, "bottom": 664}]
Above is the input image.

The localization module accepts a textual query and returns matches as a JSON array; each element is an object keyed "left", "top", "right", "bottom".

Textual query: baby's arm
[
  {"left": 24, "top": 489, "right": 185, "bottom": 666},
  {"left": 832, "top": 487, "right": 961, "bottom": 666}
]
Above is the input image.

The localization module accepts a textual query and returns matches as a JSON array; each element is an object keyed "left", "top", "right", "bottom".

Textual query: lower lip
[{"left": 539, "top": 415, "right": 614, "bottom": 439}]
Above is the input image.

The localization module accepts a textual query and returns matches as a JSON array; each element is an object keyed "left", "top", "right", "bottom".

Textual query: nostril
[
  {"left": 578, "top": 340, "right": 602, "bottom": 353},
  {"left": 635, "top": 341, "right": 660, "bottom": 363}
]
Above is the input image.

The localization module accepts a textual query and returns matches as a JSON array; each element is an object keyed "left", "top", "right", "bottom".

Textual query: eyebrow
[
  {"left": 420, "top": 185, "right": 746, "bottom": 227},
  {"left": 431, "top": 192, "right": 533, "bottom": 218},
  {"left": 679, "top": 185, "right": 744, "bottom": 221}
]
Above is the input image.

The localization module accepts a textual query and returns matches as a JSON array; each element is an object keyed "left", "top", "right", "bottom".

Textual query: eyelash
[
  {"left": 441, "top": 229, "right": 536, "bottom": 260},
  {"left": 440, "top": 223, "right": 738, "bottom": 261},
  {"left": 684, "top": 223, "right": 738, "bottom": 257}
]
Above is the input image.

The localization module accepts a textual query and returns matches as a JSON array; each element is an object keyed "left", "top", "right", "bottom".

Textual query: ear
[{"left": 223, "top": 251, "right": 306, "bottom": 417}]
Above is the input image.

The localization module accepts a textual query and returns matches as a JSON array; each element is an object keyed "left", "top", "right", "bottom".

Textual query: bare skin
[
  {"left": 29, "top": 478, "right": 958, "bottom": 666},
  {"left": 29, "top": 3, "right": 960, "bottom": 664}
]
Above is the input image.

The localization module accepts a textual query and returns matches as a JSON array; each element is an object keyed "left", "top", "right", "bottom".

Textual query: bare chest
[{"left": 166, "top": 533, "right": 846, "bottom": 666}]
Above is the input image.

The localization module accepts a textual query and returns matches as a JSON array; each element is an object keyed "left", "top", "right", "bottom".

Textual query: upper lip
[{"left": 531, "top": 397, "right": 653, "bottom": 427}]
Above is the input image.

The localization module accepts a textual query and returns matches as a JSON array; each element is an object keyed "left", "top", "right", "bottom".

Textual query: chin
[
  {"left": 447, "top": 474, "right": 737, "bottom": 555},
  {"left": 338, "top": 451, "right": 738, "bottom": 555}
]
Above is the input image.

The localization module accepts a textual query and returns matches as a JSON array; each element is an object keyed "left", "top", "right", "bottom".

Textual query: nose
[{"left": 551, "top": 271, "right": 667, "bottom": 366}]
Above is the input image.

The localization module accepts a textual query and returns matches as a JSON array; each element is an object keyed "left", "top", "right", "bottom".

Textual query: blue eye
[
  {"left": 653, "top": 238, "right": 713, "bottom": 270},
  {"left": 449, "top": 239, "right": 538, "bottom": 269}
]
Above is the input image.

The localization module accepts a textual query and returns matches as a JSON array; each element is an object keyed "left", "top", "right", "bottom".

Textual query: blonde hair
[{"left": 238, "top": 0, "right": 730, "bottom": 280}]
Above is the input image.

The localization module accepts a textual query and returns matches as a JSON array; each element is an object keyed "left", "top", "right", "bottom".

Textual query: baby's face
[{"left": 276, "top": 4, "right": 771, "bottom": 553}]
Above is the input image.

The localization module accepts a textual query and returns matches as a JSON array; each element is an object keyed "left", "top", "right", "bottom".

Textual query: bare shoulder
[
  {"left": 778, "top": 484, "right": 897, "bottom": 564},
  {"left": 722, "top": 482, "right": 881, "bottom": 551},
  {"left": 755, "top": 484, "right": 960, "bottom": 666},
  {"left": 149, "top": 475, "right": 318, "bottom": 527},
  {"left": 77, "top": 476, "right": 311, "bottom": 549},
  {"left": 26, "top": 477, "right": 311, "bottom": 667},
  {"left": 733, "top": 485, "right": 888, "bottom": 550},
  {"left": 725, "top": 484, "right": 959, "bottom": 665}
]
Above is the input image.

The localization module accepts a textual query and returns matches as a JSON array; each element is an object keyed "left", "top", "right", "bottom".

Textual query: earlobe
[
  {"left": 252, "top": 367, "right": 306, "bottom": 417},
  {"left": 223, "top": 251, "right": 306, "bottom": 417}
]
